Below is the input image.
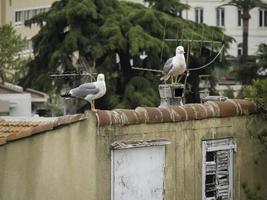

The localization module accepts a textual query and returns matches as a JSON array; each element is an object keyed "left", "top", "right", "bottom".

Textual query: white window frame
[
  {"left": 237, "top": 9, "right": 242, "bottom": 27},
  {"left": 202, "top": 138, "right": 236, "bottom": 200},
  {"left": 237, "top": 43, "right": 243, "bottom": 57},
  {"left": 15, "top": 11, "right": 23, "bottom": 26},
  {"left": 14, "top": 6, "right": 50, "bottom": 27},
  {"left": 216, "top": 7, "right": 225, "bottom": 27},
  {"left": 17, "top": 38, "right": 33, "bottom": 56},
  {"left": 259, "top": 9, "right": 267, "bottom": 27},
  {"left": 195, "top": 7, "right": 204, "bottom": 24}
]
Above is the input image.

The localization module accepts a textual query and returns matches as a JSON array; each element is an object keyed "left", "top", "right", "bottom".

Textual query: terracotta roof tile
[
  {"left": 0, "top": 99, "right": 258, "bottom": 145},
  {"left": 114, "top": 109, "right": 141, "bottom": 125},
  {"left": 0, "top": 114, "right": 87, "bottom": 146},
  {"left": 135, "top": 107, "right": 164, "bottom": 123},
  {"left": 96, "top": 110, "right": 113, "bottom": 126},
  {"left": 6, "top": 127, "right": 33, "bottom": 141},
  {"left": 232, "top": 99, "right": 257, "bottom": 115},
  {"left": 32, "top": 122, "right": 54, "bottom": 135},
  {"left": 162, "top": 105, "right": 187, "bottom": 121},
  {"left": 96, "top": 99, "right": 257, "bottom": 127},
  {"left": 157, "top": 107, "right": 174, "bottom": 123}
]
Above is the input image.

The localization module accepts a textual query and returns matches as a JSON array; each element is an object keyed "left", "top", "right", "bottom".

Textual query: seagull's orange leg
[{"left": 91, "top": 100, "right": 97, "bottom": 112}]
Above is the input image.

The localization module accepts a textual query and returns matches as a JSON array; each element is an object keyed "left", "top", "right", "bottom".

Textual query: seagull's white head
[
  {"left": 97, "top": 73, "right": 105, "bottom": 82},
  {"left": 176, "top": 46, "right": 185, "bottom": 54}
]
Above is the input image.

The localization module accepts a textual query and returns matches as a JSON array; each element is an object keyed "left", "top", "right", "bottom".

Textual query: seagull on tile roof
[
  {"left": 61, "top": 74, "right": 106, "bottom": 111},
  {"left": 160, "top": 46, "right": 187, "bottom": 83}
]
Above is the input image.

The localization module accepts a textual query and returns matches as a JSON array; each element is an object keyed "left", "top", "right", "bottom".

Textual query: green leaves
[
  {"left": 119, "top": 76, "right": 159, "bottom": 108},
  {"left": 0, "top": 24, "right": 25, "bottom": 83},
  {"left": 144, "top": 0, "right": 190, "bottom": 16},
  {"left": 244, "top": 79, "right": 267, "bottom": 112}
]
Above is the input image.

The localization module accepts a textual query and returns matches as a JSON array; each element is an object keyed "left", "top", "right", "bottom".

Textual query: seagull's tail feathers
[
  {"left": 60, "top": 91, "right": 73, "bottom": 98},
  {"left": 160, "top": 74, "right": 170, "bottom": 81}
]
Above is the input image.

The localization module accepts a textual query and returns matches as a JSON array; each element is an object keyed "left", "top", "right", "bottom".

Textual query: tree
[
  {"left": 0, "top": 24, "right": 25, "bottom": 83},
  {"left": 237, "top": 43, "right": 267, "bottom": 84},
  {"left": 21, "top": 0, "right": 232, "bottom": 109},
  {"left": 244, "top": 79, "right": 267, "bottom": 112},
  {"left": 144, "top": 0, "right": 189, "bottom": 16},
  {"left": 222, "top": 0, "right": 267, "bottom": 63}
]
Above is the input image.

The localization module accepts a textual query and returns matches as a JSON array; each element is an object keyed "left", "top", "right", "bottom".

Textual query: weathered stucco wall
[
  {"left": 0, "top": 113, "right": 266, "bottom": 200},
  {"left": 0, "top": 118, "right": 97, "bottom": 200},
  {"left": 96, "top": 114, "right": 267, "bottom": 200}
]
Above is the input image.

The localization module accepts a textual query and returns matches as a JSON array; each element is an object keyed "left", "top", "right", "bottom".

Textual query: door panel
[{"left": 111, "top": 146, "right": 165, "bottom": 200}]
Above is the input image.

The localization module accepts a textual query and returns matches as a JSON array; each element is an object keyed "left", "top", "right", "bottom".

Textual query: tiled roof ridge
[
  {"left": 0, "top": 114, "right": 87, "bottom": 146},
  {"left": 95, "top": 99, "right": 257, "bottom": 127}
]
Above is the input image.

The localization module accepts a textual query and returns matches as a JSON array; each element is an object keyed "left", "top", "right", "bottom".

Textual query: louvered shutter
[{"left": 202, "top": 139, "right": 236, "bottom": 200}]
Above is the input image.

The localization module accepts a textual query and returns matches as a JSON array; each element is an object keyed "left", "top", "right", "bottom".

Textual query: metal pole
[{"left": 164, "top": 39, "right": 222, "bottom": 44}]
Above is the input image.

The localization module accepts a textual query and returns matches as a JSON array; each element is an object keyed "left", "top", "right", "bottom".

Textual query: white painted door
[{"left": 111, "top": 146, "right": 165, "bottom": 200}]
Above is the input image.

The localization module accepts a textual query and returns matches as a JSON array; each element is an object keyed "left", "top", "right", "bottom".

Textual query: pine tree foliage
[
  {"left": 118, "top": 76, "right": 159, "bottom": 108},
  {"left": 0, "top": 24, "right": 25, "bottom": 83},
  {"left": 144, "top": 0, "right": 189, "bottom": 16},
  {"left": 21, "top": 0, "right": 232, "bottom": 109}
]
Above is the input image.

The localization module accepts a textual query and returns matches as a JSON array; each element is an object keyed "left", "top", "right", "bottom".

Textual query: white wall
[
  {"left": 0, "top": 94, "right": 31, "bottom": 117},
  {"left": 181, "top": 0, "right": 267, "bottom": 57}
]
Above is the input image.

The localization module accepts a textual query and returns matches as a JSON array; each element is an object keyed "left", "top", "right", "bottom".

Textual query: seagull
[
  {"left": 61, "top": 74, "right": 106, "bottom": 111},
  {"left": 160, "top": 46, "right": 187, "bottom": 83}
]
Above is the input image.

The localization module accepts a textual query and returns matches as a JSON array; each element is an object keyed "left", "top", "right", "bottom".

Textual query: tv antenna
[
  {"left": 131, "top": 22, "right": 225, "bottom": 104},
  {"left": 48, "top": 56, "right": 97, "bottom": 81}
]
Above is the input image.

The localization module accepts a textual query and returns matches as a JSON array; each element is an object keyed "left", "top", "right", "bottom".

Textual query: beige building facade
[{"left": 0, "top": 0, "right": 55, "bottom": 55}]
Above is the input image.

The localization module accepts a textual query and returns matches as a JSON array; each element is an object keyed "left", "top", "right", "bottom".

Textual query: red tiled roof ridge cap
[
  {"left": 96, "top": 99, "right": 257, "bottom": 127},
  {"left": 0, "top": 113, "right": 87, "bottom": 147}
]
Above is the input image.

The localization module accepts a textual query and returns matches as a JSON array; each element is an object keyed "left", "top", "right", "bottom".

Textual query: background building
[
  {"left": 180, "top": 0, "right": 267, "bottom": 57},
  {"left": 0, "top": 82, "right": 49, "bottom": 117},
  {"left": 127, "top": 0, "right": 267, "bottom": 57},
  {"left": 0, "top": 0, "right": 55, "bottom": 55}
]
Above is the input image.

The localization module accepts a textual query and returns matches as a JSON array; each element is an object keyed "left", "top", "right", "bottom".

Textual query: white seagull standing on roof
[
  {"left": 160, "top": 46, "right": 186, "bottom": 83},
  {"left": 61, "top": 74, "right": 106, "bottom": 111}
]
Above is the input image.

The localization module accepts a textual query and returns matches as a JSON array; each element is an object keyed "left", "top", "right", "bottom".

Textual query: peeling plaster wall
[
  {"left": 97, "top": 115, "right": 267, "bottom": 200},
  {"left": 0, "top": 114, "right": 266, "bottom": 200}
]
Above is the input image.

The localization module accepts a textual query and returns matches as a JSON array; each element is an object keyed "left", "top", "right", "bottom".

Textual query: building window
[
  {"left": 216, "top": 7, "right": 225, "bottom": 27},
  {"left": 259, "top": 9, "right": 267, "bottom": 27},
  {"left": 15, "top": 11, "right": 22, "bottom": 25},
  {"left": 195, "top": 7, "right": 204, "bottom": 23},
  {"left": 24, "top": 10, "right": 31, "bottom": 21},
  {"left": 14, "top": 7, "right": 50, "bottom": 26},
  {"left": 238, "top": 9, "right": 242, "bottom": 26},
  {"left": 237, "top": 43, "right": 243, "bottom": 57},
  {"left": 18, "top": 39, "right": 33, "bottom": 56},
  {"left": 202, "top": 138, "right": 236, "bottom": 200}
]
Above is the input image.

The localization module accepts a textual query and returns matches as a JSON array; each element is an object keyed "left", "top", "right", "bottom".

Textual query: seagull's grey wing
[
  {"left": 71, "top": 83, "right": 99, "bottom": 98},
  {"left": 163, "top": 57, "right": 173, "bottom": 75}
]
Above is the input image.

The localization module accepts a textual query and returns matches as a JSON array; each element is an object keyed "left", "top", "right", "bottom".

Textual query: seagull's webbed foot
[{"left": 91, "top": 108, "right": 98, "bottom": 112}]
